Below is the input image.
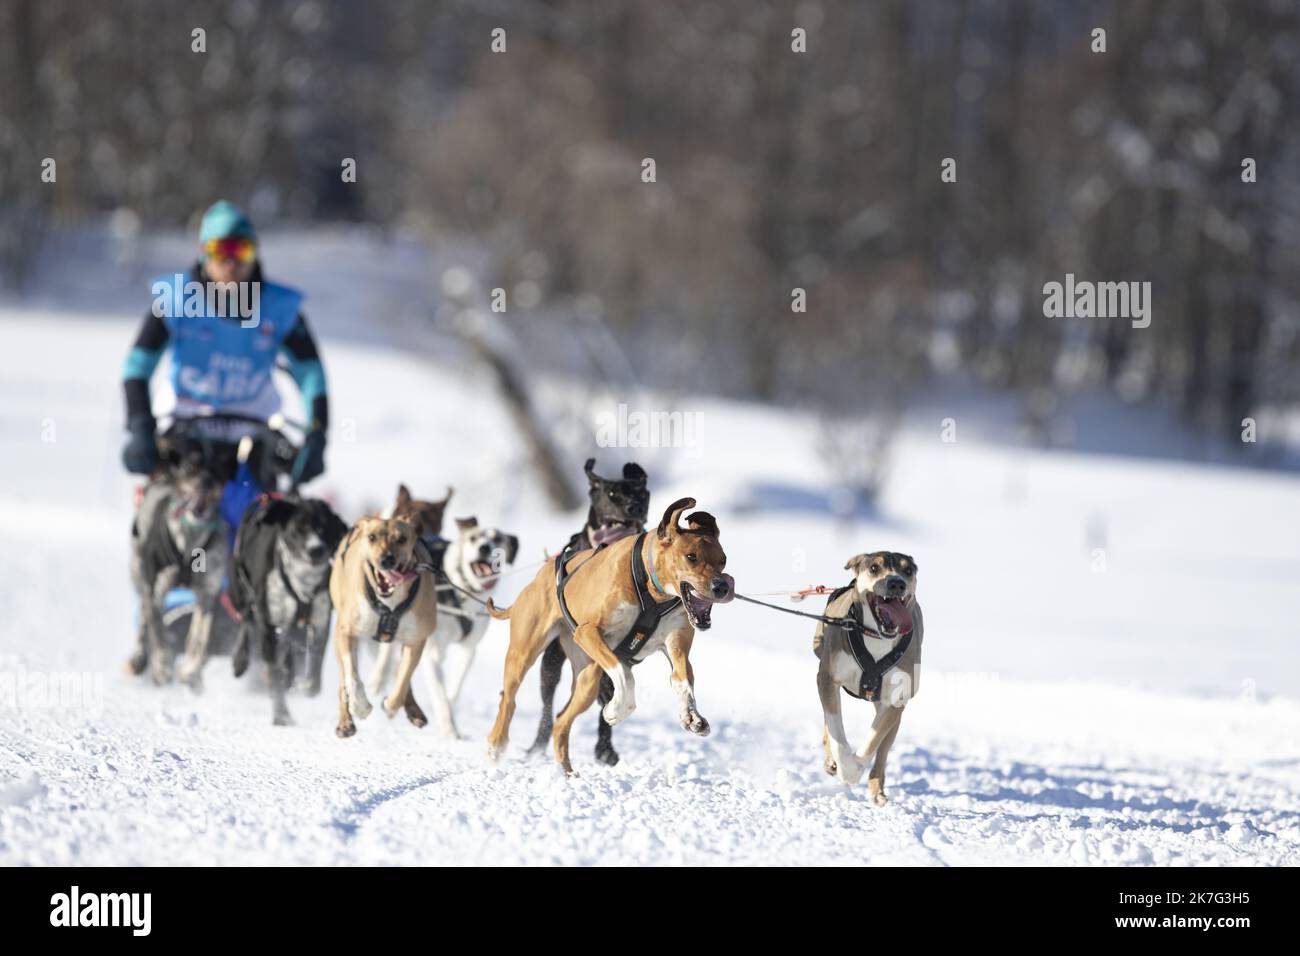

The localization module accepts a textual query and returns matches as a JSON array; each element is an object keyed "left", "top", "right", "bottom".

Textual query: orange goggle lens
[{"left": 202, "top": 237, "right": 256, "bottom": 263}]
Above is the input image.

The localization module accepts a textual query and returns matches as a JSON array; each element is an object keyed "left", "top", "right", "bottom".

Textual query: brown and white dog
[
  {"left": 485, "top": 497, "right": 733, "bottom": 774},
  {"left": 388, "top": 483, "right": 453, "bottom": 538},
  {"left": 813, "top": 551, "right": 923, "bottom": 804},
  {"left": 329, "top": 515, "right": 439, "bottom": 738}
]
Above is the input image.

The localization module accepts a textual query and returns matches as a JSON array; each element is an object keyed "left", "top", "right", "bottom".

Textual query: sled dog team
[{"left": 130, "top": 459, "right": 922, "bottom": 803}]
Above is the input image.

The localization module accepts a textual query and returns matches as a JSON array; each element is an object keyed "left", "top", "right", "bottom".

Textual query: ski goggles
[{"left": 201, "top": 236, "right": 257, "bottom": 263}]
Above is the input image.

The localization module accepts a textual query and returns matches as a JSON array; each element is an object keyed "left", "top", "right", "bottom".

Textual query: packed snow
[{"left": 1, "top": 280, "right": 1298, "bottom": 865}]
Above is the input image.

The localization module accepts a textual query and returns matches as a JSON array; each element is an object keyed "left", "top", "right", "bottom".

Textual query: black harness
[
  {"left": 362, "top": 573, "right": 421, "bottom": 643},
  {"left": 556, "top": 531, "right": 680, "bottom": 665},
  {"left": 274, "top": 548, "right": 325, "bottom": 629},
  {"left": 421, "top": 536, "right": 474, "bottom": 640},
  {"left": 826, "top": 584, "right": 915, "bottom": 701},
  {"left": 139, "top": 502, "right": 215, "bottom": 587}
]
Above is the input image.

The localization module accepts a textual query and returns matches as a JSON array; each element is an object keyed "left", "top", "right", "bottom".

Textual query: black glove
[
  {"left": 292, "top": 429, "right": 326, "bottom": 485},
  {"left": 122, "top": 415, "right": 159, "bottom": 475}
]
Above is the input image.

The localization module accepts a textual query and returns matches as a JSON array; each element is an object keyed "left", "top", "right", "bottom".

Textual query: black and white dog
[
  {"left": 366, "top": 516, "right": 519, "bottom": 738},
  {"left": 229, "top": 495, "right": 348, "bottom": 725},
  {"left": 128, "top": 460, "right": 229, "bottom": 689},
  {"left": 527, "top": 458, "right": 650, "bottom": 765}
]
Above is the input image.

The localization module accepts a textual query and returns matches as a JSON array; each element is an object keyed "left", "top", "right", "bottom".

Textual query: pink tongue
[
  {"left": 874, "top": 599, "right": 913, "bottom": 634},
  {"left": 384, "top": 569, "right": 417, "bottom": 585}
]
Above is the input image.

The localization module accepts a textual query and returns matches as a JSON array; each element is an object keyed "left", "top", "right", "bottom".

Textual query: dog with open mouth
[
  {"left": 813, "top": 551, "right": 924, "bottom": 804},
  {"left": 367, "top": 511, "right": 519, "bottom": 739},
  {"left": 228, "top": 495, "right": 348, "bottom": 724},
  {"left": 127, "top": 459, "right": 228, "bottom": 689},
  {"left": 528, "top": 458, "right": 650, "bottom": 765},
  {"left": 329, "top": 515, "right": 439, "bottom": 738},
  {"left": 485, "top": 497, "right": 733, "bottom": 774}
]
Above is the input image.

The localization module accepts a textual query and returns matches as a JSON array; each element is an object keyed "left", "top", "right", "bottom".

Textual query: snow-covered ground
[{"left": 2, "top": 292, "right": 1299, "bottom": 865}]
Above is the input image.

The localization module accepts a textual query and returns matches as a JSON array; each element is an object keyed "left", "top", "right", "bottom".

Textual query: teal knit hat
[{"left": 198, "top": 200, "right": 256, "bottom": 243}]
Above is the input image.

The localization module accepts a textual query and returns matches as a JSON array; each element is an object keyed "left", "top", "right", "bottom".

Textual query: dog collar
[{"left": 644, "top": 534, "right": 669, "bottom": 597}]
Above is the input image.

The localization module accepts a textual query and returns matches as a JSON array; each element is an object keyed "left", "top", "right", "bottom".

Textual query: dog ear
[
  {"left": 504, "top": 534, "right": 519, "bottom": 564},
  {"left": 456, "top": 516, "right": 479, "bottom": 532},
  {"left": 584, "top": 458, "right": 600, "bottom": 486},
  {"left": 259, "top": 499, "right": 297, "bottom": 528},
  {"left": 685, "top": 511, "right": 719, "bottom": 537},
  {"left": 623, "top": 462, "right": 647, "bottom": 484},
  {"left": 395, "top": 484, "right": 412, "bottom": 509},
  {"left": 436, "top": 486, "right": 454, "bottom": 507},
  {"left": 657, "top": 497, "right": 697, "bottom": 540},
  {"left": 844, "top": 553, "right": 871, "bottom": 574},
  {"left": 323, "top": 506, "right": 349, "bottom": 550}
]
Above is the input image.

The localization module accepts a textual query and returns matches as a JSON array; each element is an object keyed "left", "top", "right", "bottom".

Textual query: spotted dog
[
  {"left": 229, "top": 496, "right": 348, "bottom": 724},
  {"left": 127, "top": 461, "right": 227, "bottom": 689},
  {"left": 813, "top": 551, "right": 924, "bottom": 804}
]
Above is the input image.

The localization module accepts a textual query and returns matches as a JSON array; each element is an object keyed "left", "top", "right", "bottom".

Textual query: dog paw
[
  {"left": 406, "top": 707, "right": 429, "bottom": 730},
  {"left": 381, "top": 696, "right": 401, "bottom": 719},
  {"left": 824, "top": 757, "right": 838, "bottom": 777},
  {"left": 835, "top": 757, "right": 864, "bottom": 787},
  {"left": 868, "top": 781, "right": 889, "bottom": 805},
  {"left": 485, "top": 742, "right": 506, "bottom": 763},
  {"left": 335, "top": 721, "right": 356, "bottom": 739},
  {"left": 601, "top": 699, "right": 634, "bottom": 726},
  {"left": 125, "top": 651, "right": 147, "bottom": 676},
  {"left": 351, "top": 694, "right": 373, "bottom": 720},
  {"left": 295, "top": 676, "right": 321, "bottom": 697},
  {"left": 149, "top": 661, "right": 174, "bottom": 686},
  {"left": 273, "top": 710, "right": 295, "bottom": 727},
  {"left": 594, "top": 743, "right": 620, "bottom": 766},
  {"left": 681, "top": 710, "right": 710, "bottom": 736}
]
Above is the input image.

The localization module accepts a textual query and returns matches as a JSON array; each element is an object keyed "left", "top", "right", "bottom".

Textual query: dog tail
[{"left": 485, "top": 598, "right": 512, "bottom": 620}]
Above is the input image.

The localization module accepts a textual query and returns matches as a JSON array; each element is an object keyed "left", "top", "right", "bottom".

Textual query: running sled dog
[
  {"left": 330, "top": 515, "right": 439, "bottom": 738},
  {"left": 228, "top": 495, "right": 348, "bottom": 725},
  {"left": 127, "top": 459, "right": 228, "bottom": 688},
  {"left": 529, "top": 458, "right": 651, "bottom": 766},
  {"left": 486, "top": 497, "right": 734, "bottom": 774},
  {"left": 813, "top": 551, "right": 923, "bottom": 805},
  {"left": 367, "top": 490, "right": 519, "bottom": 739}
]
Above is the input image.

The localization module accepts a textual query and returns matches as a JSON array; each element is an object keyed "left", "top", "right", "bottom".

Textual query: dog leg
[
  {"left": 366, "top": 640, "right": 395, "bottom": 699},
  {"left": 269, "top": 628, "right": 293, "bottom": 726},
  {"left": 297, "top": 599, "right": 331, "bottom": 697},
  {"left": 553, "top": 662, "right": 604, "bottom": 775},
  {"left": 125, "top": 616, "right": 149, "bottom": 676},
  {"left": 419, "top": 642, "right": 460, "bottom": 738},
  {"left": 176, "top": 600, "right": 215, "bottom": 692},
  {"left": 231, "top": 621, "right": 251, "bottom": 678},
  {"left": 817, "top": 669, "right": 862, "bottom": 785},
  {"left": 144, "top": 576, "right": 175, "bottom": 685},
  {"left": 571, "top": 623, "right": 635, "bottom": 726},
  {"left": 854, "top": 705, "right": 904, "bottom": 801},
  {"left": 382, "top": 640, "right": 425, "bottom": 719},
  {"left": 527, "top": 639, "right": 565, "bottom": 756},
  {"left": 486, "top": 619, "right": 551, "bottom": 762},
  {"left": 866, "top": 709, "right": 904, "bottom": 806},
  {"left": 593, "top": 674, "right": 619, "bottom": 766},
  {"left": 665, "top": 630, "right": 709, "bottom": 737},
  {"left": 333, "top": 623, "right": 370, "bottom": 737}
]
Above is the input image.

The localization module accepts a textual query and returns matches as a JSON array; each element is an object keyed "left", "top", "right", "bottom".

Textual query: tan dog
[
  {"left": 329, "top": 515, "right": 439, "bottom": 738},
  {"left": 813, "top": 551, "right": 923, "bottom": 804},
  {"left": 485, "top": 497, "right": 733, "bottom": 774},
  {"left": 389, "top": 483, "right": 453, "bottom": 538}
]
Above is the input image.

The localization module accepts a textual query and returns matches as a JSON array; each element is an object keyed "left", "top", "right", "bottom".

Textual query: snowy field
[{"left": 2, "top": 299, "right": 1299, "bottom": 866}]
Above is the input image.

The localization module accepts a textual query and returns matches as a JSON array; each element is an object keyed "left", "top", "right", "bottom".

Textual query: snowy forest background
[{"left": 2, "top": 0, "right": 1299, "bottom": 461}]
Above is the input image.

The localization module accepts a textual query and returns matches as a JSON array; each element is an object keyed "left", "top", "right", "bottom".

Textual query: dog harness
[
  {"left": 362, "top": 574, "right": 421, "bottom": 643},
  {"left": 826, "top": 584, "right": 914, "bottom": 702},
  {"left": 274, "top": 549, "right": 324, "bottom": 629},
  {"left": 421, "top": 536, "right": 474, "bottom": 640},
  {"left": 555, "top": 531, "right": 681, "bottom": 665}
]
